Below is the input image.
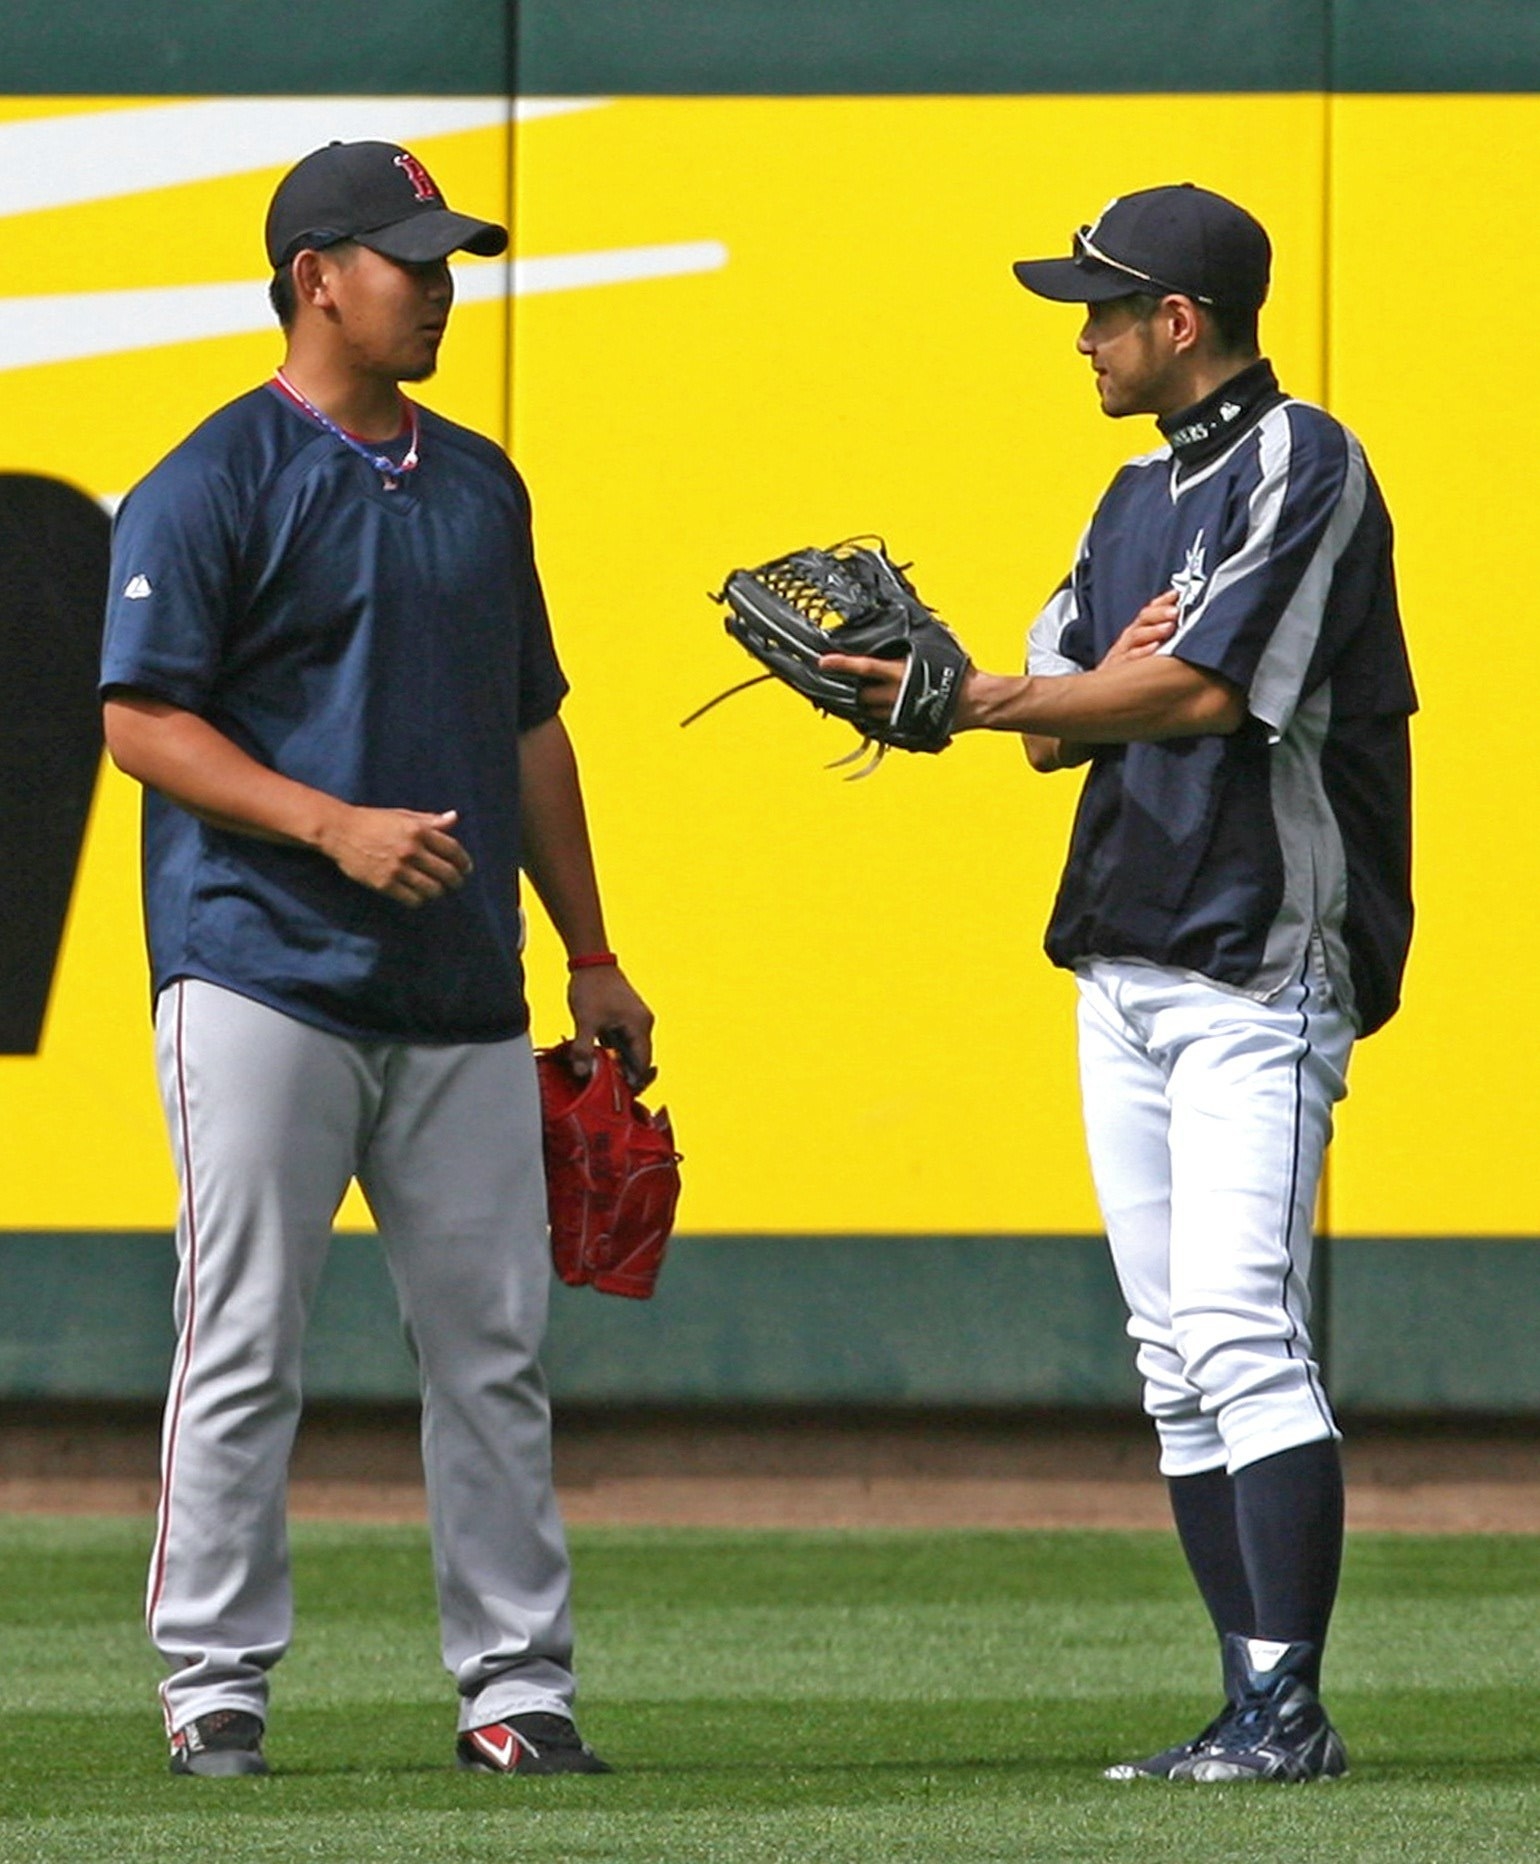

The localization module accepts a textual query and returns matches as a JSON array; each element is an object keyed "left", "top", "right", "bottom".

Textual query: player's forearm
[
  {"left": 103, "top": 694, "right": 344, "bottom": 850},
  {"left": 517, "top": 715, "right": 608, "bottom": 955},
  {"left": 961, "top": 657, "right": 1245, "bottom": 742}
]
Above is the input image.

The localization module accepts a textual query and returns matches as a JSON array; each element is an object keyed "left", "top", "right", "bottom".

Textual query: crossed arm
[{"left": 822, "top": 591, "right": 1247, "bottom": 766}]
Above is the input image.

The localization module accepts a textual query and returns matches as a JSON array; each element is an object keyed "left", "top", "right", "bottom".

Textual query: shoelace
[{"left": 1207, "top": 1684, "right": 1294, "bottom": 1751}]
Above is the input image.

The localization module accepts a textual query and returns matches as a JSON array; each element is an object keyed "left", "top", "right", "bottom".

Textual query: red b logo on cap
[{"left": 394, "top": 152, "right": 439, "bottom": 203}]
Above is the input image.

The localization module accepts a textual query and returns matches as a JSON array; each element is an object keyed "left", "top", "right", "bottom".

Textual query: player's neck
[
  {"left": 276, "top": 347, "right": 407, "bottom": 442},
  {"left": 1154, "top": 353, "right": 1260, "bottom": 423}
]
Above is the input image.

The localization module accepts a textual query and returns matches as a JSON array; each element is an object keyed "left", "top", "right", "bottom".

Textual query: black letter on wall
[{"left": 0, "top": 475, "right": 110, "bottom": 1054}]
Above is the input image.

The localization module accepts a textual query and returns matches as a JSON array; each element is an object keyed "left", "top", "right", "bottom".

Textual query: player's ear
[
  {"left": 1163, "top": 294, "right": 1205, "bottom": 355},
  {"left": 291, "top": 249, "right": 335, "bottom": 313}
]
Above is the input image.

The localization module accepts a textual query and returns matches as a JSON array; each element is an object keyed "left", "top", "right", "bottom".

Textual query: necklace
[{"left": 272, "top": 370, "right": 421, "bottom": 491}]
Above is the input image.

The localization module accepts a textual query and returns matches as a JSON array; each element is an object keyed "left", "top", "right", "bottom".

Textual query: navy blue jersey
[
  {"left": 1028, "top": 362, "right": 1415, "bottom": 1035},
  {"left": 101, "top": 383, "right": 568, "bottom": 1043}
]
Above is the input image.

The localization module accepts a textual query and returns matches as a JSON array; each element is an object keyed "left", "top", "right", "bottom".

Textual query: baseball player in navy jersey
[
  {"left": 826, "top": 184, "right": 1415, "bottom": 1782},
  {"left": 100, "top": 141, "right": 653, "bottom": 1779}
]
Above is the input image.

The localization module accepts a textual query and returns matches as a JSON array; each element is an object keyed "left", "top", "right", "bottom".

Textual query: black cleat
[
  {"left": 457, "top": 1711, "right": 612, "bottom": 1775},
  {"left": 168, "top": 1708, "right": 268, "bottom": 1777},
  {"left": 1102, "top": 1704, "right": 1237, "bottom": 1781},
  {"left": 1176, "top": 1636, "right": 1348, "bottom": 1782},
  {"left": 1103, "top": 1631, "right": 1258, "bottom": 1780}
]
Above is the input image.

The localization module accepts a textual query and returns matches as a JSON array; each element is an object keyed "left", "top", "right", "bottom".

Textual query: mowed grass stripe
[{"left": 0, "top": 1522, "right": 1536, "bottom": 1861}]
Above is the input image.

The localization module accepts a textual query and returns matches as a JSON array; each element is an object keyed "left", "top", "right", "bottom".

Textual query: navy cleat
[
  {"left": 1175, "top": 1636, "right": 1347, "bottom": 1783},
  {"left": 1102, "top": 1703, "right": 1238, "bottom": 1781},
  {"left": 168, "top": 1708, "right": 268, "bottom": 1777},
  {"left": 457, "top": 1711, "right": 612, "bottom": 1775}
]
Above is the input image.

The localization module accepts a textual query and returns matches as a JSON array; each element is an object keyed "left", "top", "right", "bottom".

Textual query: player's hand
[
  {"left": 821, "top": 654, "right": 1001, "bottom": 733},
  {"left": 1102, "top": 590, "right": 1179, "bottom": 668},
  {"left": 817, "top": 652, "right": 904, "bottom": 724},
  {"left": 567, "top": 965, "right": 656, "bottom": 1089},
  {"left": 321, "top": 805, "right": 473, "bottom": 906}
]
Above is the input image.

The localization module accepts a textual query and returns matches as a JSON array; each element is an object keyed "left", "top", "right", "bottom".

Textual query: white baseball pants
[
  {"left": 1075, "top": 957, "right": 1353, "bottom": 1478},
  {"left": 148, "top": 979, "right": 575, "bottom": 1735}
]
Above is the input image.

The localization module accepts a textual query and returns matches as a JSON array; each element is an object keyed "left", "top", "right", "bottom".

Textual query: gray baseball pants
[{"left": 147, "top": 978, "right": 576, "bottom": 1736}]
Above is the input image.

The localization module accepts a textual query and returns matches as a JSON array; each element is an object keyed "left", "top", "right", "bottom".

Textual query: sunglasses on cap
[{"left": 1073, "top": 224, "right": 1215, "bottom": 307}]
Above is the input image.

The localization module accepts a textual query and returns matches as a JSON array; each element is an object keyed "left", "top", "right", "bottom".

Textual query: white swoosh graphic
[
  {"left": 0, "top": 242, "right": 729, "bottom": 371},
  {"left": 0, "top": 95, "right": 600, "bottom": 217},
  {"left": 501, "top": 242, "right": 729, "bottom": 297},
  {"left": 0, "top": 96, "right": 600, "bottom": 218}
]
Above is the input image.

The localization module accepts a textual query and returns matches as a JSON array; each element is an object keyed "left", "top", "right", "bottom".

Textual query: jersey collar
[{"left": 1159, "top": 358, "right": 1283, "bottom": 473}]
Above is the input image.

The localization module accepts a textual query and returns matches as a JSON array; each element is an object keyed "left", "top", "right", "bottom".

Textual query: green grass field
[{"left": 0, "top": 1519, "right": 1536, "bottom": 1863}]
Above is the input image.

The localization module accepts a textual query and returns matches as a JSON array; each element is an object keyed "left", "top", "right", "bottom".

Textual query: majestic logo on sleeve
[
  {"left": 1170, "top": 530, "right": 1207, "bottom": 622},
  {"left": 393, "top": 151, "right": 440, "bottom": 203},
  {"left": 123, "top": 573, "right": 153, "bottom": 599}
]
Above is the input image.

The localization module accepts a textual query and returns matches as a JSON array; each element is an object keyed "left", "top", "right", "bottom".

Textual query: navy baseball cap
[
  {"left": 1013, "top": 184, "right": 1270, "bottom": 310},
  {"left": 264, "top": 140, "right": 509, "bottom": 269}
]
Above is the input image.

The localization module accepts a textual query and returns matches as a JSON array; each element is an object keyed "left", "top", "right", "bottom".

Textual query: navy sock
[
  {"left": 1168, "top": 1466, "right": 1255, "bottom": 1647},
  {"left": 1232, "top": 1438, "right": 1345, "bottom": 1689}
]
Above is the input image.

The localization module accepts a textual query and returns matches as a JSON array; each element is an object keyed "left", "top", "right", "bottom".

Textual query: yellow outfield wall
[{"left": 0, "top": 93, "right": 1532, "bottom": 1237}]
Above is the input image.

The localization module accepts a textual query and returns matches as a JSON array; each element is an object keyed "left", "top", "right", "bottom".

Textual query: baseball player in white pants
[
  {"left": 101, "top": 141, "right": 654, "bottom": 1777},
  {"left": 827, "top": 183, "right": 1414, "bottom": 1782},
  {"left": 1077, "top": 958, "right": 1353, "bottom": 1483}
]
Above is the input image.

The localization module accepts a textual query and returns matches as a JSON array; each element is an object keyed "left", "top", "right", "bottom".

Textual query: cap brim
[
  {"left": 358, "top": 211, "right": 509, "bottom": 262},
  {"left": 1012, "top": 256, "right": 1151, "bottom": 302}
]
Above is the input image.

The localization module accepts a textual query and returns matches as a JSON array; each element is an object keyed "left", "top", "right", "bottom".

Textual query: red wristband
[{"left": 567, "top": 951, "right": 618, "bottom": 972}]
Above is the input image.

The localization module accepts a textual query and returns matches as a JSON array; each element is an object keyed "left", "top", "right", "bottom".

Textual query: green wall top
[
  {"left": 522, "top": 0, "right": 1330, "bottom": 96},
  {"left": 0, "top": 0, "right": 508, "bottom": 97},
  {"left": 3, "top": 0, "right": 1539, "bottom": 96}
]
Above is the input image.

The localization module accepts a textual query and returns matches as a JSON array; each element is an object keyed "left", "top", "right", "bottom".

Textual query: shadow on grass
[{"left": 258, "top": 1746, "right": 1075, "bottom": 1785}]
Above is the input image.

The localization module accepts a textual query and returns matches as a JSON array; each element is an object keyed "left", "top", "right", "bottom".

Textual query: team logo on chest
[
  {"left": 393, "top": 151, "right": 440, "bottom": 202},
  {"left": 1171, "top": 529, "right": 1207, "bottom": 622}
]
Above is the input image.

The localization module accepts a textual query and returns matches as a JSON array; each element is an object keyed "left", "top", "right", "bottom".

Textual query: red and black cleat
[{"left": 456, "top": 1712, "right": 611, "bottom": 1775}]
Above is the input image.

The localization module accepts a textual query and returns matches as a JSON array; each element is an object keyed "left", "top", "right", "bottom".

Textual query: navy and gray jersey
[
  {"left": 101, "top": 383, "right": 568, "bottom": 1045},
  {"left": 1028, "top": 360, "right": 1415, "bottom": 1035}
]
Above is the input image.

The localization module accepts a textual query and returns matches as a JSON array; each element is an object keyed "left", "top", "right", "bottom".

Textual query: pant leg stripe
[
  {"left": 1278, "top": 972, "right": 1335, "bottom": 1436},
  {"left": 147, "top": 982, "right": 200, "bottom": 1672}
]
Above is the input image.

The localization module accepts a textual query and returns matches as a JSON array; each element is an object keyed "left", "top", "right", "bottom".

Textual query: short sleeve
[
  {"left": 1165, "top": 407, "right": 1366, "bottom": 738},
  {"left": 100, "top": 453, "right": 242, "bottom": 712},
  {"left": 1026, "top": 520, "right": 1095, "bottom": 676},
  {"left": 506, "top": 468, "right": 569, "bottom": 730},
  {"left": 1027, "top": 583, "right": 1089, "bottom": 677}
]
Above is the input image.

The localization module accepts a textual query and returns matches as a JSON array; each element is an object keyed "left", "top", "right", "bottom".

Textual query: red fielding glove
[{"left": 535, "top": 1041, "right": 682, "bottom": 1299}]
